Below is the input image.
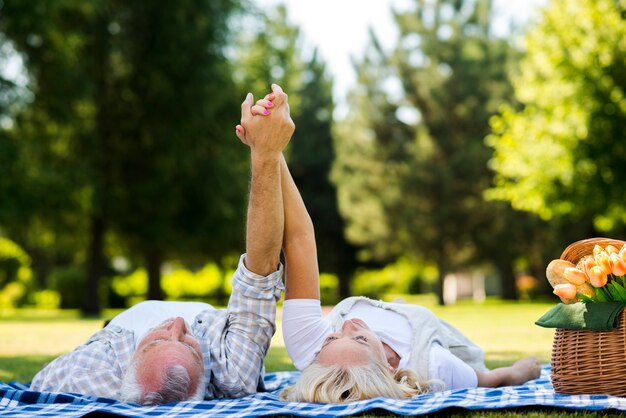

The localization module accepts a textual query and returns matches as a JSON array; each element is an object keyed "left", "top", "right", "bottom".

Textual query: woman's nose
[{"left": 341, "top": 319, "right": 358, "bottom": 331}]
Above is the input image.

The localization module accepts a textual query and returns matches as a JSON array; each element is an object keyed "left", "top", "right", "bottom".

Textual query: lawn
[{"left": 0, "top": 296, "right": 621, "bottom": 417}]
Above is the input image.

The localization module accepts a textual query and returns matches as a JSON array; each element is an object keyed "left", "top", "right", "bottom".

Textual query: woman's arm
[
  {"left": 237, "top": 89, "right": 321, "bottom": 300},
  {"left": 279, "top": 155, "right": 320, "bottom": 300}
]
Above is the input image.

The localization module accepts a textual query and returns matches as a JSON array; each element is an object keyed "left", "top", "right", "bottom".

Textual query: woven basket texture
[{"left": 551, "top": 237, "right": 626, "bottom": 397}]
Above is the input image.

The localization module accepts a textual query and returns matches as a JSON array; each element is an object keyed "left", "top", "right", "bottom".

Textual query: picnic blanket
[{"left": 1, "top": 366, "right": 625, "bottom": 417}]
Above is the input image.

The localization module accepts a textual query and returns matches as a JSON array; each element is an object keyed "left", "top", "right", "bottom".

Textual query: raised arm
[
  {"left": 236, "top": 88, "right": 320, "bottom": 300},
  {"left": 208, "top": 85, "right": 294, "bottom": 397},
  {"left": 239, "top": 84, "right": 294, "bottom": 275},
  {"left": 279, "top": 155, "right": 320, "bottom": 300}
]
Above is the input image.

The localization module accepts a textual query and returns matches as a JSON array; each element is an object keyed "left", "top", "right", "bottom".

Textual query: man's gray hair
[{"left": 120, "top": 361, "right": 206, "bottom": 405}]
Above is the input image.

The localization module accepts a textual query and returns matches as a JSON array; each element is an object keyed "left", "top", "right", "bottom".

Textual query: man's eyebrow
[{"left": 145, "top": 338, "right": 203, "bottom": 361}]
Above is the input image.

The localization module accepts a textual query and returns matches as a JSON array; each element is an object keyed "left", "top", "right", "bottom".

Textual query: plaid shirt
[{"left": 29, "top": 254, "right": 284, "bottom": 400}]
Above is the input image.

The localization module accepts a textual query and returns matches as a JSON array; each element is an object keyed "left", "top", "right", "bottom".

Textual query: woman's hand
[{"left": 236, "top": 84, "right": 294, "bottom": 156}]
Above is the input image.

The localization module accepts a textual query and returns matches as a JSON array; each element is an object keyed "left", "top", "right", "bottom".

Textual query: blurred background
[{"left": 1, "top": 0, "right": 625, "bottom": 315}]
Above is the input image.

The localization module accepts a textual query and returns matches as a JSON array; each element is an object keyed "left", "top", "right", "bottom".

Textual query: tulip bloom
[
  {"left": 619, "top": 245, "right": 626, "bottom": 263},
  {"left": 609, "top": 253, "right": 626, "bottom": 276},
  {"left": 595, "top": 252, "right": 612, "bottom": 275},
  {"left": 564, "top": 267, "right": 588, "bottom": 285},
  {"left": 582, "top": 256, "right": 597, "bottom": 278},
  {"left": 553, "top": 283, "right": 577, "bottom": 300},
  {"left": 606, "top": 245, "right": 619, "bottom": 255},
  {"left": 588, "top": 266, "right": 609, "bottom": 287},
  {"left": 593, "top": 245, "right": 605, "bottom": 257}
]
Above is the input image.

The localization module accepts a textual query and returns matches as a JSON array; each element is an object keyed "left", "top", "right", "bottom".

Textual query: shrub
[
  {"left": 0, "top": 237, "right": 33, "bottom": 308},
  {"left": 49, "top": 266, "right": 86, "bottom": 309},
  {"left": 351, "top": 258, "right": 433, "bottom": 299}
]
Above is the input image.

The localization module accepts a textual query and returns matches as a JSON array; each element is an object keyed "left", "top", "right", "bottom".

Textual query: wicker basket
[{"left": 551, "top": 237, "right": 626, "bottom": 397}]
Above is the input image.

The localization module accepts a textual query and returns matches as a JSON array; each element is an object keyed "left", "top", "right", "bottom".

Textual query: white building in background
[{"left": 443, "top": 271, "right": 486, "bottom": 305}]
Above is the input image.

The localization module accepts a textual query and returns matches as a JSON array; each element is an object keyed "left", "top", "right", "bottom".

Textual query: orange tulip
[
  {"left": 553, "top": 283, "right": 577, "bottom": 300},
  {"left": 609, "top": 253, "right": 626, "bottom": 276},
  {"left": 588, "top": 266, "right": 609, "bottom": 287},
  {"left": 595, "top": 252, "right": 612, "bottom": 275},
  {"left": 582, "top": 256, "right": 597, "bottom": 278},
  {"left": 606, "top": 245, "right": 619, "bottom": 255},
  {"left": 593, "top": 244, "right": 605, "bottom": 257},
  {"left": 619, "top": 245, "right": 626, "bottom": 262},
  {"left": 563, "top": 267, "right": 588, "bottom": 285}
]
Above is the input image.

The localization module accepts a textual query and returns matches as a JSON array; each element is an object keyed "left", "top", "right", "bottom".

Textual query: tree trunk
[
  {"left": 498, "top": 260, "right": 519, "bottom": 300},
  {"left": 436, "top": 251, "right": 446, "bottom": 306},
  {"left": 146, "top": 251, "right": 164, "bottom": 300},
  {"left": 82, "top": 214, "right": 105, "bottom": 315},
  {"left": 338, "top": 272, "right": 351, "bottom": 300},
  {"left": 81, "top": 12, "right": 110, "bottom": 316}
]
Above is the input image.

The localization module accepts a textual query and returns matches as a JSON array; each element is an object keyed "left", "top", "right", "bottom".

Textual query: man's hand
[{"left": 236, "top": 84, "right": 294, "bottom": 155}]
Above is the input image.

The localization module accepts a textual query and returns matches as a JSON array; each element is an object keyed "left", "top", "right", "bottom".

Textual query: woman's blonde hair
[{"left": 280, "top": 360, "right": 433, "bottom": 403}]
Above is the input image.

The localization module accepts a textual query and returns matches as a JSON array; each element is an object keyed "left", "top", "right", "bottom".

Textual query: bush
[
  {"left": 50, "top": 266, "right": 86, "bottom": 309},
  {"left": 163, "top": 263, "right": 223, "bottom": 300},
  {"left": 32, "top": 289, "right": 61, "bottom": 309},
  {"left": 112, "top": 262, "right": 231, "bottom": 306},
  {"left": 0, "top": 237, "right": 33, "bottom": 308},
  {"left": 351, "top": 258, "right": 434, "bottom": 299},
  {"left": 320, "top": 273, "right": 340, "bottom": 305}
]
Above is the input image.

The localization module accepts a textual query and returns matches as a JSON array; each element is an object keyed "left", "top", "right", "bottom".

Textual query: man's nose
[{"left": 168, "top": 317, "right": 188, "bottom": 340}]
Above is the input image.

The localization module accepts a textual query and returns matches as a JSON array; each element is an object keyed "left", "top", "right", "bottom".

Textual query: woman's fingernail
[
  {"left": 267, "top": 101, "right": 273, "bottom": 107},
  {"left": 263, "top": 109, "right": 270, "bottom": 115},
  {"left": 236, "top": 127, "right": 241, "bottom": 133}
]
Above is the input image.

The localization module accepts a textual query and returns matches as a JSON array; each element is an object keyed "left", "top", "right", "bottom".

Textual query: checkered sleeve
[
  {"left": 29, "top": 326, "right": 134, "bottom": 399},
  {"left": 209, "top": 254, "right": 284, "bottom": 397}
]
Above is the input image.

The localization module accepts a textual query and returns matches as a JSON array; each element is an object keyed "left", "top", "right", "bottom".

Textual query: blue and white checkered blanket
[{"left": 1, "top": 366, "right": 625, "bottom": 417}]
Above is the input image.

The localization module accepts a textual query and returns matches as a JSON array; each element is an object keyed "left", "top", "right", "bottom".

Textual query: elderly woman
[{"left": 236, "top": 87, "right": 541, "bottom": 404}]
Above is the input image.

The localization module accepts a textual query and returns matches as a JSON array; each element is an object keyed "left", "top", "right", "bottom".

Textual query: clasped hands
[{"left": 236, "top": 83, "right": 294, "bottom": 155}]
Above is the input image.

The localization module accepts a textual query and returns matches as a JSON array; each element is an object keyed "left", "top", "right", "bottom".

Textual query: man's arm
[
  {"left": 236, "top": 89, "right": 319, "bottom": 300},
  {"left": 206, "top": 85, "right": 293, "bottom": 397},
  {"left": 239, "top": 84, "right": 294, "bottom": 275}
]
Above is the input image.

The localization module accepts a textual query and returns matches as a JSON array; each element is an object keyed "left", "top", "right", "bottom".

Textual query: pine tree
[{"left": 334, "top": 0, "right": 538, "bottom": 303}]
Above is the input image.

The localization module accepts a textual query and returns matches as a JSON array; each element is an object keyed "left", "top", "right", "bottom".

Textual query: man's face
[{"left": 133, "top": 317, "right": 204, "bottom": 395}]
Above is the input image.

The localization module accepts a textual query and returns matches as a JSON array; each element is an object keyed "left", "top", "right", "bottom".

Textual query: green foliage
[
  {"left": 487, "top": 0, "right": 626, "bottom": 234},
  {"left": 0, "top": 237, "right": 32, "bottom": 308},
  {"left": 333, "top": 0, "right": 539, "bottom": 302},
  {"left": 111, "top": 268, "right": 146, "bottom": 307},
  {"left": 162, "top": 264, "right": 225, "bottom": 300},
  {"left": 49, "top": 266, "right": 86, "bottom": 309},
  {"left": 351, "top": 258, "right": 435, "bottom": 300},
  {"left": 319, "top": 273, "right": 340, "bottom": 305},
  {"left": 30, "top": 290, "right": 61, "bottom": 309},
  {"left": 112, "top": 262, "right": 232, "bottom": 306},
  {"left": 0, "top": 0, "right": 247, "bottom": 313}
]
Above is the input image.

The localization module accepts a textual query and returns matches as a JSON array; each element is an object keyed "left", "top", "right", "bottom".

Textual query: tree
[
  {"left": 102, "top": 0, "right": 247, "bottom": 302},
  {"left": 289, "top": 52, "right": 359, "bottom": 300},
  {"left": 0, "top": 0, "right": 245, "bottom": 314},
  {"left": 333, "top": 0, "right": 538, "bottom": 303},
  {"left": 487, "top": 0, "right": 626, "bottom": 239}
]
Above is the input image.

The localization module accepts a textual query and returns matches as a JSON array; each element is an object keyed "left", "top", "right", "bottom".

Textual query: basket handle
[{"left": 560, "top": 237, "right": 626, "bottom": 264}]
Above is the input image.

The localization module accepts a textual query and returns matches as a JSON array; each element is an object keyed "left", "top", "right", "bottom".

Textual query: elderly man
[{"left": 30, "top": 84, "right": 295, "bottom": 405}]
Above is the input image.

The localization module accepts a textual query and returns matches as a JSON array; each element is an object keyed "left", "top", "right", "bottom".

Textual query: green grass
[{"left": 0, "top": 297, "right": 622, "bottom": 417}]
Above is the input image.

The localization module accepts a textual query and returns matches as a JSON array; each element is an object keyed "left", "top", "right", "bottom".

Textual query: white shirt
[
  {"left": 108, "top": 300, "right": 214, "bottom": 350},
  {"left": 282, "top": 299, "right": 478, "bottom": 390}
]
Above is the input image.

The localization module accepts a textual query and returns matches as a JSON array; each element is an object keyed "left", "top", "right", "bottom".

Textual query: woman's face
[{"left": 316, "top": 318, "right": 389, "bottom": 368}]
